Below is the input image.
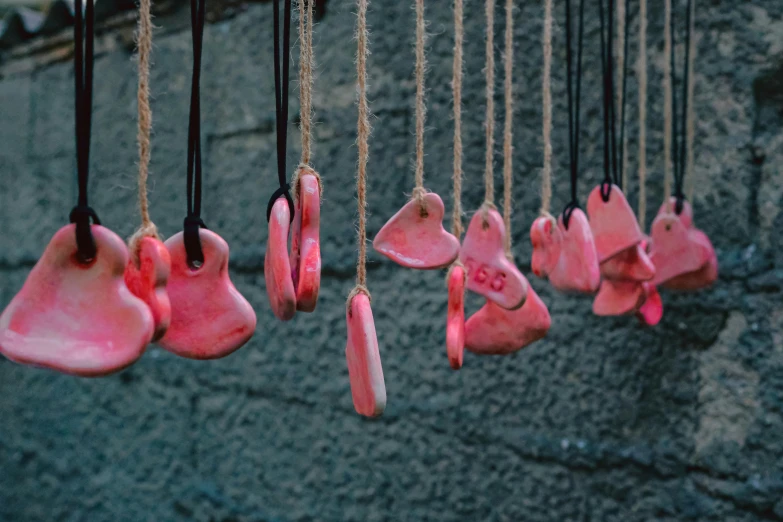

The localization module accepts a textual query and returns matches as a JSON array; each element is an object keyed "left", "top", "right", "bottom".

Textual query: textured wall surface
[{"left": 1, "top": 1, "right": 783, "bottom": 520}]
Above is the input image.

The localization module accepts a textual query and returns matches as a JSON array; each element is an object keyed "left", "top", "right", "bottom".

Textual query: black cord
[
  {"left": 69, "top": 0, "right": 101, "bottom": 263},
  {"left": 183, "top": 0, "right": 207, "bottom": 266},
  {"left": 675, "top": 0, "right": 693, "bottom": 214},
  {"left": 618, "top": 0, "right": 631, "bottom": 190},
  {"left": 597, "top": 0, "right": 612, "bottom": 201},
  {"left": 563, "top": 0, "right": 585, "bottom": 229},
  {"left": 266, "top": 0, "right": 295, "bottom": 223}
]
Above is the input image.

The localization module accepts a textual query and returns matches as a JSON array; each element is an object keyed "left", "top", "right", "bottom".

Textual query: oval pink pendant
[
  {"left": 0, "top": 224, "right": 154, "bottom": 376},
  {"left": 159, "top": 229, "right": 256, "bottom": 359},
  {"left": 600, "top": 243, "right": 655, "bottom": 282},
  {"left": 587, "top": 184, "right": 644, "bottom": 262},
  {"left": 446, "top": 265, "right": 465, "bottom": 370},
  {"left": 530, "top": 209, "right": 600, "bottom": 294},
  {"left": 465, "top": 286, "right": 550, "bottom": 355},
  {"left": 265, "top": 197, "right": 297, "bottom": 321},
  {"left": 345, "top": 292, "right": 386, "bottom": 417},
  {"left": 460, "top": 208, "right": 528, "bottom": 310},
  {"left": 290, "top": 169, "right": 321, "bottom": 312},
  {"left": 373, "top": 193, "right": 460, "bottom": 269},
  {"left": 125, "top": 236, "right": 171, "bottom": 342}
]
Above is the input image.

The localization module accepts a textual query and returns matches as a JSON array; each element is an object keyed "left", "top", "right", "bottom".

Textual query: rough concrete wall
[{"left": 0, "top": 1, "right": 782, "bottom": 520}]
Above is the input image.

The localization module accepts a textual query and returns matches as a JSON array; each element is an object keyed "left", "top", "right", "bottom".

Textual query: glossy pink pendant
[
  {"left": 649, "top": 208, "right": 706, "bottom": 286},
  {"left": 446, "top": 264, "right": 465, "bottom": 370},
  {"left": 460, "top": 208, "right": 528, "bottom": 310},
  {"left": 530, "top": 209, "right": 600, "bottom": 293},
  {"left": 592, "top": 279, "right": 646, "bottom": 316},
  {"left": 159, "top": 229, "right": 256, "bottom": 359},
  {"left": 265, "top": 197, "right": 297, "bottom": 321},
  {"left": 345, "top": 292, "right": 386, "bottom": 417},
  {"left": 125, "top": 236, "right": 171, "bottom": 342},
  {"left": 600, "top": 243, "right": 655, "bottom": 282},
  {"left": 0, "top": 224, "right": 154, "bottom": 376},
  {"left": 662, "top": 229, "right": 718, "bottom": 290},
  {"left": 373, "top": 192, "right": 460, "bottom": 269},
  {"left": 587, "top": 184, "right": 644, "bottom": 262},
  {"left": 290, "top": 169, "right": 321, "bottom": 312},
  {"left": 465, "top": 286, "right": 550, "bottom": 355},
  {"left": 636, "top": 283, "right": 663, "bottom": 326}
]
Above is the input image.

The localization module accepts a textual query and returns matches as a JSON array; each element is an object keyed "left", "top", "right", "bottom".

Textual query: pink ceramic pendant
[
  {"left": 345, "top": 292, "right": 386, "bottom": 417},
  {"left": 373, "top": 193, "right": 460, "bottom": 269},
  {"left": 649, "top": 208, "right": 706, "bottom": 286},
  {"left": 465, "top": 286, "right": 550, "bottom": 355},
  {"left": 125, "top": 236, "right": 171, "bottom": 342},
  {"left": 159, "top": 229, "right": 256, "bottom": 359},
  {"left": 530, "top": 209, "right": 601, "bottom": 293},
  {"left": 0, "top": 224, "right": 154, "bottom": 376},
  {"left": 662, "top": 229, "right": 718, "bottom": 290},
  {"left": 600, "top": 243, "right": 655, "bottom": 282},
  {"left": 265, "top": 197, "right": 297, "bottom": 321},
  {"left": 446, "top": 264, "right": 465, "bottom": 370},
  {"left": 290, "top": 169, "right": 321, "bottom": 312},
  {"left": 636, "top": 283, "right": 663, "bottom": 326},
  {"left": 592, "top": 279, "right": 646, "bottom": 316},
  {"left": 587, "top": 184, "right": 644, "bottom": 262},
  {"left": 460, "top": 208, "right": 528, "bottom": 310}
]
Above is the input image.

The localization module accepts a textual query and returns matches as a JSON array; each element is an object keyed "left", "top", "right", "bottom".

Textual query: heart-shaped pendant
[
  {"left": 345, "top": 291, "right": 386, "bottom": 417},
  {"left": 290, "top": 168, "right": 321, "bottom": 312},
  {"left": 662, "top": 229, "right": 718, "bottom": 290},
  {"left": 0, "top": 224, "right": 154, "bottom": 376},
  {"left": 636, "top": 283, "right": 663, "bottom": 326},
  {"left": 587, "top": 184, "right": 644, "bottom": 262},
  {"left": 592, "top": 279, "right": 646, "bottom": 316},
  {"left": 125, "top": 236, "right": 171, "bottom": 342},
  {"left": 649, "top": 208, "right": 705, "bottom": 286},
  {"left": 373, "top": 192, "right": 460, "bottom": 269},
  {"left": 460, "top": 207, "right": 528, "bottom": 310},
  {"left": 465, "top": 286, "right": 550, "bottom": 354},
  {"left": 159, "top": 229, "right": 256, "bottom": 359},
  {"left": 600, "top": 243, "right": 655, "bottom": 282},
  {"left": 530, "top": 209, "right": 601, "bottom": 293},
  {"left": 446, "top": 264, "right": 465, "bottom": 370},
  {"left": 265, "top": 196, "right": 297, "bottom": 321}
]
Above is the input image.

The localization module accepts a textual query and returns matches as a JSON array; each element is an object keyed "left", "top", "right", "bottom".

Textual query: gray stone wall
[{"left": 1, "top": 1, "right": 782, "bottom": 520}]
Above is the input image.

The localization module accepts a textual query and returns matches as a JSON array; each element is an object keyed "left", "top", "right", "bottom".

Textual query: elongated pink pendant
[
  {"left": 373, "top": 192, "right": 460, "bottom": 269},
  {"left": 636, "top": 283, "right": 663, "bottom": 326},
  {"left": 125, "top": 236, "right": 171, "bottom": 341},
  {"left": 662, "top": 229, "right": 718, "bottom": 290},
  {"left": 446, "top": 264, "right": 465, "bottom": 370},
  {"left": 587, "top": 184, "right": 644, "bottom": 262},
  {"left": 649, "top": 207, "right": 705, "bottom": 286},
  {"left": 460, "top": 208, "right": 528, "bottom": 310},
  {"left": 0, "top": 224, "right": 154, "bottom": 376},
  {"left": 345, "top": 292, "right": 386, "bottom": 417},
  {"left": 265, "top": 197, "right": 297, "bottom": 321},
  {"left": 465, "top": 286, "right": 550, "bottom": 354},
  {"left": 159, "top": 229, "right": 256, "bottom": 359},
  {"left": 290, "top": 168, "right": 321, "bottom": 312},
  {"left": 600, "top": 243, "right": 655, "bottom": 282},
  {"left": 593, "top": 279, "right": 646, "bottom": 316},
  {"left": 530, "top": 209, "right": 600, "bottom": 293}
]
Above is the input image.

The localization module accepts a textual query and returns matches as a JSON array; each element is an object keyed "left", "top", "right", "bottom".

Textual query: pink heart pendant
[
  {"left": 530, "top": 209, "right": 601, "bottom": 293},
  {"left": 636, "top": 283, "right": 663, "bottom": 326},
  {"left": 0, "top": 224, "right": 154, "bottom": 376},
  {"left": 592, "top": 279, "right": 646, "bottom": 316},
  {"left": 446, "top": 264, "right": 466, "bottom": 370},
  {"left": 290, "top": 168, "right": 321, "bottom": 312},
  {"left": 587, "top": 184, "right": 644, "bottom": 262},
  {"left": 600, "top": 243, "right": 656, "bottom": 282},
  {"left": 662, "top": 229, "right": 718, "bottom": 290},
  {"left": 265, "top": 197, "right": 297, "bottom": 321},
  {"left": 345, "top": 292, "right": 386, "bottom": 417},
  {"left": 460, "top": 207, "right": 528, "bottom": 310},
  {"left": 373, "top": 193, "right": 460, "bottom": 269},
  {"left": 465, "top": 286, "right": 551, "bottom": 354},
  {"left": 159, "top": 229, "right": 256, "bottom": 359},
  {"left": 649, "top": 208, "right": 705, "bottom": 286},
  {"left": 125, "top": 236, "right": 171, "bottom": 342}
]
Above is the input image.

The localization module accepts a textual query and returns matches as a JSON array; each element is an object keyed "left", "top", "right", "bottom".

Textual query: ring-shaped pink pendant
[
  {"left": 446, "top": 264, "right": 466, "bottom": 370},
  {"left": 158, "top": 229, "right": 256, "bottom": 359},
  {"left": 290, "top": 168, "right": 321, "bottom": 312},
  {"left": 265, "top": 197, "right": 297, "bottom": 321},
  {"left": 125, "top": 236, "right": 171, "bottom": 341},
  {"left": 0, "top": 224, "right": 154, "bottom": 376},
  {"left": 345, "top": 292, "right": 386, "bottom": 417}
]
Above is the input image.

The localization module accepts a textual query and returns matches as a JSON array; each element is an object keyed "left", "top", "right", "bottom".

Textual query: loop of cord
[
  {"left": 451, "top": 0, "right": 464, "bottom": 239},
  {"left": 266, "top": 184, "right": 296, "bottom": 222},
  {"left": 269, "top": 0, "right": 295, "bottom": 224},
  {"left": 353, "top": 0, "right": 370, "bottom": 291},
  {"left": 562, "top": 0, "right": 585, "bottom": 225},
  {"left": 292, "top": 163, "right": 323, "bottom": 202},
  {"left": 483, "top": 0, "right": 495, "bottom": 208},
  {"left": 184, "top": 0, "right": 206, "bottom": 265},
  {"left": 71, "top": 0, "right": 98, "bottom": 263},
  {"left": 562, "top": 200, "right": 579, "bottom": 230}
]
